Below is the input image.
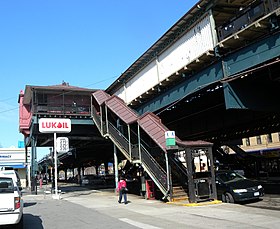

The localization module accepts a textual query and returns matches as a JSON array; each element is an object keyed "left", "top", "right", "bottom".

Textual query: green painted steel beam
[
  {"left": 137, "top": 62, "right": 224, "bottom": 114},
  {"left": 224, "top": 32, "right": 280, "bottom": 76},
  {"left": 33, "top": 116, "right": 94, "bottom": 125},
  {"left": 71, "top": 119, "right": 94, "bottom": 125},
  {"left": 137, "top": 32, "right": 280, "bottom": 114},
  {"left": 224, "top": 32, "right": 280, "bottom": 109}
]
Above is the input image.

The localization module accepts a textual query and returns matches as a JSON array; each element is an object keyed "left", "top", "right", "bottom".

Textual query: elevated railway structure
[
  {"left": 107, "top": 0, "right": 280, "bottom": 157},
  {"left": 19, "top": 0, "right": 280, "bottom": 202}
]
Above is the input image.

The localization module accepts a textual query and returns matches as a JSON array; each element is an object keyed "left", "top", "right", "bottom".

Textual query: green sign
[{"left": 165, "top": 131, "right": 176, "bottom": 146}]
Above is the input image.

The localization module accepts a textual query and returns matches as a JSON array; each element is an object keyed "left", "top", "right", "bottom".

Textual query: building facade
[
  {"left": 226, "top": 133, "right": 280, "bottom": 178},
  {"left": 0, "top": 147, "right": 30, "bottom": 187}
]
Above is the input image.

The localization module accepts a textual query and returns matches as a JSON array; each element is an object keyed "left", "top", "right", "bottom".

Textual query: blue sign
[{"left": 18, "top": 141, "right": 24, "bottom": 148}]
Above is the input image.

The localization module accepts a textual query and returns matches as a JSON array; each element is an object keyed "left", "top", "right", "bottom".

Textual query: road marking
[{"left": 119, "top": 218, "right": 162, "bottom": 229}]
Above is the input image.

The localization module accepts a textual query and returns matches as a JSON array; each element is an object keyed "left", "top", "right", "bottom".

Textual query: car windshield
[
  {"left": 217, "top": 171, "right": 245, "bottom": 183},
  {"left": 0, "top": 177, "right": 14, "bottom": 193}
]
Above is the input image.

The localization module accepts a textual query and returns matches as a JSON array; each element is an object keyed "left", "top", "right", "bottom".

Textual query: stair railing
[
  {"left": 139, "top": 145, "right": 168, "bottom": 196},
  {"left": 91, "top": 105, "right": 102, "bottom": 134},
  {"left": 170, "top": 156, "right": 189, "bottom": 178},
  {"left": 107, "top": 121, "right": 130, "bottom": 160},
  {"left": 91, "top": 100, "right": 169, "bottom": 198},
  {"left": 108, "top": 120, "right": 169, "bottom": 196}
]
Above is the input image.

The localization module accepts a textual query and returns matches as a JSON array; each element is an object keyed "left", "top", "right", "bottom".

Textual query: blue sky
[{"left": 0, "top": 0, "right": 197, "bottom": 159}]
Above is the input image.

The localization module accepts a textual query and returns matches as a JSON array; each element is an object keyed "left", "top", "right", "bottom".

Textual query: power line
[
  {"left": 0, "top": 97, "right": 16, "bottom": 102},
  {"left": 83, "top": 75, "right": 118, "bottom": 88},
  {"left": 0, "top": 75, "right": 119, "bottom": 115},
  {"left": 47, "top": 75, "right": 118, "bottom": 100},
  {"left": 0, "top": 107, "right": 18, "bottom": 114}
]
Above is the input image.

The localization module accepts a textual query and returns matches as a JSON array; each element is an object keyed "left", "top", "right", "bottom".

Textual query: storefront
[
  {"left": 0, "top": 148, "right": 29, "bottom": 187},
  {"left": 247, "top": 148, "right": 280, "bottom": 178}
]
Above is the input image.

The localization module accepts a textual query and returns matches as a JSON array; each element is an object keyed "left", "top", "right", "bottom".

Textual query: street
[
  {"left": 21, "top": 184, "right": 280, "bottom": 229},
  {"left": 23, "top": 195, "right": 135, "bottom": 229}
]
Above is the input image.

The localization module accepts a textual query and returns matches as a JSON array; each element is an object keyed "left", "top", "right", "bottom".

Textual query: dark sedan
[{"left": 215, "top": 170, "right": 264, "bottom": 203}]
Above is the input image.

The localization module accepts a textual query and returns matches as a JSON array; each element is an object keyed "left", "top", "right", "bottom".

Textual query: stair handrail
[
  {"left": 170, "top": 156, "right": 189, "bottom": 178},
  {"left": 108, "top": 120, "right": 169, "bottom": 195},
  {"left": 139, "top": 144, "right": 168, "bottom": 195},
  {"left": 91, "top": 96, "right": 169, "bottom": 197},
  {"left": 110, "top": 122, "right": 169, "bottom": 196},
  {"left": 91, "top": 105, "right": 102, "bottom": 133},
  {"left": 107, "top": 121, "right": 131, "bottom": 160}
]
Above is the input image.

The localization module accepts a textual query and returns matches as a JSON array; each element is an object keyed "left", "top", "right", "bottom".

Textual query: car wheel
[{"left": 222, "top": 193, "right": 234, "bottom": 203}]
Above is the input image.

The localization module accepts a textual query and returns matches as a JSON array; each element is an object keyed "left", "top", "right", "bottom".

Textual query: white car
[{"left": 0, "top": 176, "right": 23, "bottom": 228}]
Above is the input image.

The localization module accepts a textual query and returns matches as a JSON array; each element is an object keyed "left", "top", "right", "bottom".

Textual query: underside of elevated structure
[
  {"left": 106, "top": 0, "right": 280, "bottom": 145},
  {"left": 18, "top": 0, "right": 280, "bottom": 200}
]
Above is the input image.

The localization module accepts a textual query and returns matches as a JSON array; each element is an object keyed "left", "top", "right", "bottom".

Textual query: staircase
[
  {"left": 169, "top": 155, "right": 189, "bottom": 201},
  {"left": 172, "top": 186, "right": 189, "bottom": 201},
  {"left": 91, "top": 90, "right": 171, "bottom": 199},
  {"left": 90, "top": 90, "right": 216, "bottom": 203}
]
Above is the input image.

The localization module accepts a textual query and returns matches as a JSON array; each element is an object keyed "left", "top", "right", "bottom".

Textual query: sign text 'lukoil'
[{"left": 39, "top": 118, "right": 71, "bottom": 133}]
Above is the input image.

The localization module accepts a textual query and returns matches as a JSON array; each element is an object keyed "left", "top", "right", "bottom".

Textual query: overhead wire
[
  {"left": 1, "top": 56, "right": 279, "bottom": 115},
  {"left": 0, "top": 107, "right": 18, "bottom": 114},
  {"left": 0, "top": 75, "right": 119, "bottom": 114},
  {"left": 43, "top": 75, "right": 118, "bottom": 99},
  {"left": 0, "top": 97, "right": 16, "bottom": 102}
]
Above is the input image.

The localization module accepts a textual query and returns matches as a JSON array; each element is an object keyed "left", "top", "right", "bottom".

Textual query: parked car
[
  {"left": 103, "top": 174, "right": 115, "bottom": 186},
  {"left": 81, "top": 175, "right": 105, "bottom": 186},
  {"left": 0, "top": 176, "right": 23, "bottom": 228},
  {"left": 215, "top": 170, "right": 264, "bottom": 203}
]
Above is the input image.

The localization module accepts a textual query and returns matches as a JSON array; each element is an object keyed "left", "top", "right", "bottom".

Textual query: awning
[
  {"left": 0, "top": 163, "right": 26, "bottom": 169},
  {"left": 246, "top": 147, "right": 280, "bottom": 158}
]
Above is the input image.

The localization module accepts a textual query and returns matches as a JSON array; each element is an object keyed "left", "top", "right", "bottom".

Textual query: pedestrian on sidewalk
[{"left": 117, "top": 176, "right": 128, "bottom": 204}]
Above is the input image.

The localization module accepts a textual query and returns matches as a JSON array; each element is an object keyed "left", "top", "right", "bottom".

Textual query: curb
[{"left": 167, "top": 200, "right": 222, "bottom": 207}]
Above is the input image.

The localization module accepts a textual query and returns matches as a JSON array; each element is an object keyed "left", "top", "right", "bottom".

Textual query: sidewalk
[
  {"left": 23, "top": 182, "right": 280, "bottom": 210},
  {"left": 23, "top": 183, "right": 280, "bottom": 228}
]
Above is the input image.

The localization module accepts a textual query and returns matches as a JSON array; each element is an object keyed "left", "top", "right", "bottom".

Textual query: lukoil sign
[{"left": 39, "top": 118, "right": 71, "bottom": 133}]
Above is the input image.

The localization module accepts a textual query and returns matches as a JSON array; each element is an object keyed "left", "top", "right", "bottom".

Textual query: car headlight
[
  {"left": 258, "top": 185, "right": 262, "bottom": 189},
  {"left": 233, "top": 189, "right": 248, "bottom": 193}
]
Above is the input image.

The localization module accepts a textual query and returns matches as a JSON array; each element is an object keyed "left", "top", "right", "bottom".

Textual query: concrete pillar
[
  {"left": 95, "top": 164, "right": 99, "bottom": 175},
  {"left": 64, "top": 168, "right": 68, "bottom": 181},
  {"left": 114, "top": 145, "right": 118, "bottom": 192},
  {"left": 104, "top": 161, "right": 109, "bottom": 175},
  {"left": 77, "top": 167, "right": 81, "bottom": 185}
]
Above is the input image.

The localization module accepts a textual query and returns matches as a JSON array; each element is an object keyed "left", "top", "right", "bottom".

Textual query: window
[
  {"left": 245, "top": 138, "right": 250, "bottom": 146},
  {"left": 267, "top": 134, "right": 272, "bottom": 143},
  {"left": 256, "top": 136, "right": 262, "bottom": 145},
  {"left": 36, "top": 93, "right": 48, "bottom": 105}
]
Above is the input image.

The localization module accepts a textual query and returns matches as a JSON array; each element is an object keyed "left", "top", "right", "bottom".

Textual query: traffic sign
[
  {"left": 56, "top": 137, "right": 69, "bottom": 153},
  {"left": 39, "top": 118, "right": 71, "bottom": 133}
]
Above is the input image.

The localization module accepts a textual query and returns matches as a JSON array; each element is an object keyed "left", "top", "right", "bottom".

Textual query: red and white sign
[{"left": 39, "top": 118, "right": 71, "bottom": 133}]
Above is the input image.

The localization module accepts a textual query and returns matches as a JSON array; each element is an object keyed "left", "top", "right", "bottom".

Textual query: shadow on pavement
[
  {"left": 23, "top": 213, "right": 43, "bottom": 229},
  {"left": 24, "top": 202, "right": 37, "bottom": 208}
]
